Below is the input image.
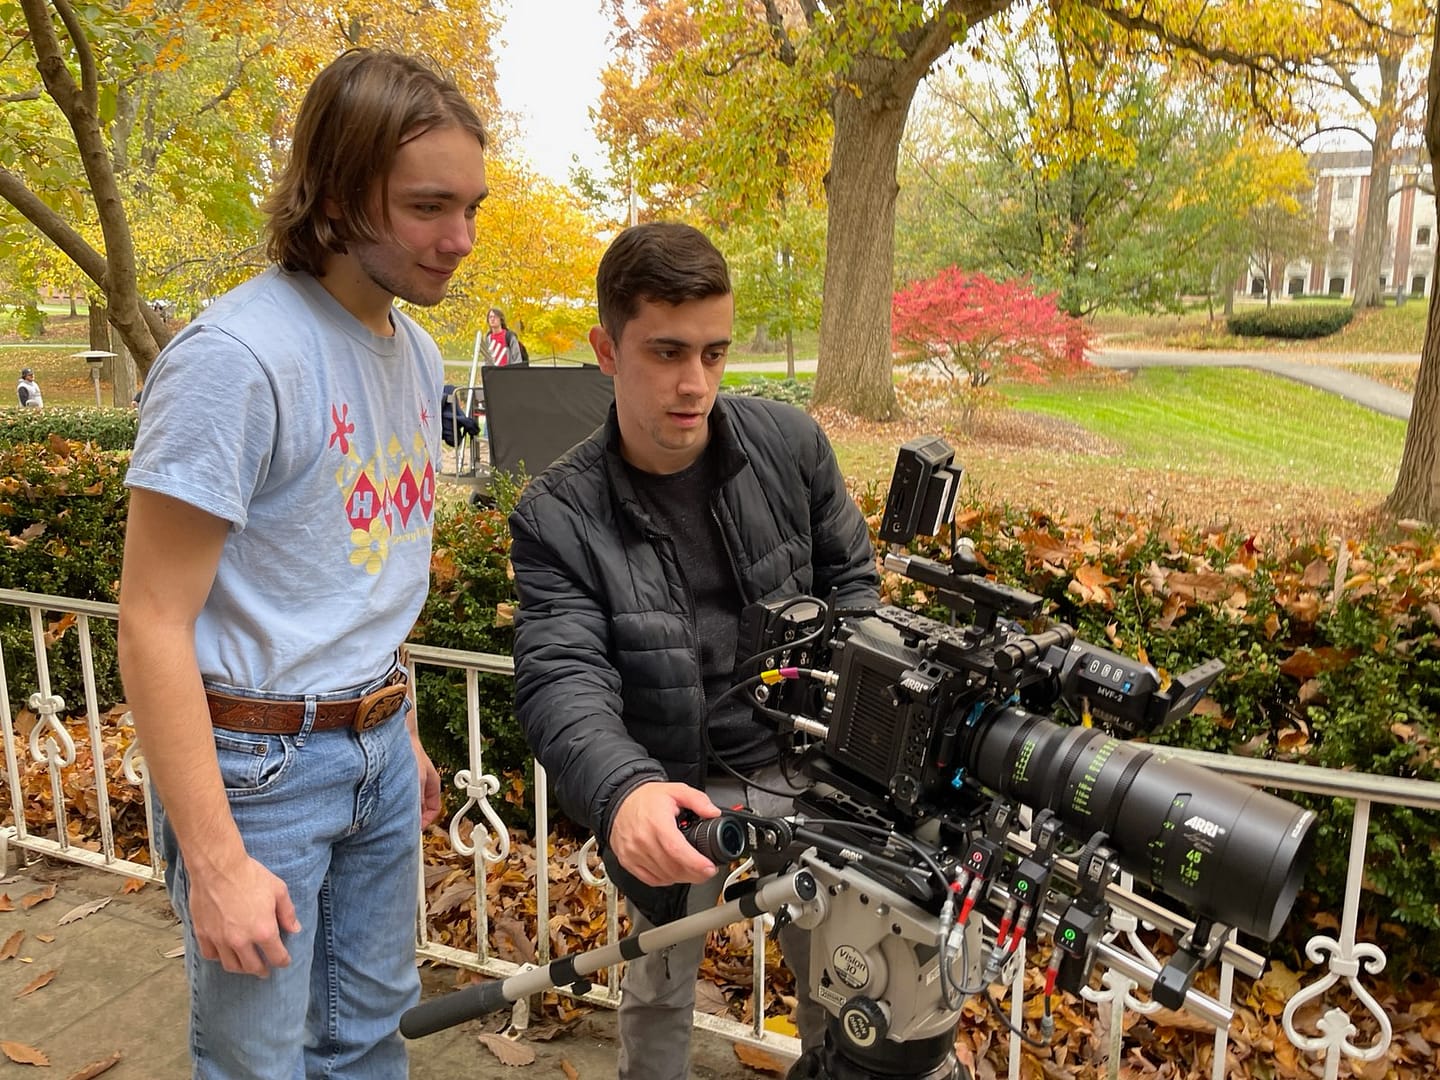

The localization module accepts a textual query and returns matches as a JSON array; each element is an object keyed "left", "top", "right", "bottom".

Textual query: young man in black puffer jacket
[{"left": 508, "top": 222, "right": 878, "bottom": 1079}]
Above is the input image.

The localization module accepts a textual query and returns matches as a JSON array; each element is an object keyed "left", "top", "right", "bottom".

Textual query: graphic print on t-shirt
[{"left": 329, "top": 398, "right": 436, "bottom": 574}]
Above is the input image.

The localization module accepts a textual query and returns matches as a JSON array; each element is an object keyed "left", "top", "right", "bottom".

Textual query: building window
[
  {"left": 1251, "top": 277, "right": 1265, "bottom": 296},
  {"left": 1414, "top": 275, "right": 1428, "bottom": 297},
  {"left": 1418, "top": 226, "right": 1432, "bottom": 247},
  {"left": 1379, "top": 275, "right": 1388, "bottom": 292},
  {"left": 1333, "top": 227, "right": 1351, "bottom": 247},
  {"left": 1337, "top": 177, "right": 1356, "bottom": 199},
  {"left": 1288, "top": 277, "right": 1305, "bottom": 296},
  {"left": 1329, "top": 276, "right": 1346, "bottom": 295}
]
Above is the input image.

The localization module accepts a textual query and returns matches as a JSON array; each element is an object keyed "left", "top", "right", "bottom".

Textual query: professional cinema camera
[{"left": 402, "top": 438, "right": 1315, "bottom": 1080}]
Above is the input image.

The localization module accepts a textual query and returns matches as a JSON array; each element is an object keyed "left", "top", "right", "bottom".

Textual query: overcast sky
[{"left": 493, "top": 1, "right": 613, "bottom": 185}]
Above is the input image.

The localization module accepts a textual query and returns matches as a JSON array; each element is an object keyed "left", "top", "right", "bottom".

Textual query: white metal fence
[{"left": 4, "top": 586, "right": 1439, "bottom": 1079}]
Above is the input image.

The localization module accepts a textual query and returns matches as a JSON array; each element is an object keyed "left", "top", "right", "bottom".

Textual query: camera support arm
[{"left": 399, "top": 868, "right": 821, "bottom": 1039}]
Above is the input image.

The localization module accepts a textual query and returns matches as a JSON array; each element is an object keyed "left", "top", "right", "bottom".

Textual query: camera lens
[
  {"left": 680, "top": 814, "right": 749, "bottom": 863},
  {"left": 966, "top": 707, "right": 1315, "bottom": 941}
]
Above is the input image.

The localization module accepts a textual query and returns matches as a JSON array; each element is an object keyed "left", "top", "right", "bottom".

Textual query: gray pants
[{"left": 616, "top": 764, "right": 822, "bottom": 1080}]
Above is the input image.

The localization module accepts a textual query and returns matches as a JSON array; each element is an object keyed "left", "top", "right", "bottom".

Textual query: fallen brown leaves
[
  {"left": 0, "top": 1040, "right": 49, "bottom": 1066},
  {"left": 15, "top": 968, "right": 57, "bottom": 997},
  {"left": 819, "top": 397, "right": 1387, "bottom": 538}
]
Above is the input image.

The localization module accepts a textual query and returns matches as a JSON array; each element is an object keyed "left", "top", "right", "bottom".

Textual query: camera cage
[{"left": 403, "top": 438, "right": 1316, "bottom": 1080}]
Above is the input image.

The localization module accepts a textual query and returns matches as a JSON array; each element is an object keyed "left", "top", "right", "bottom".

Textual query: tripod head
[{"left": 402, "top": 801, "right": 1263, "bottom": 1079}]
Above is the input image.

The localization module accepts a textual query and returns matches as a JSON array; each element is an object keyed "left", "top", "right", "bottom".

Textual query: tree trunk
[
  {"left": 1385, "top": 18, "right": 1440, "bottom": 519},
  {"left": 13, "top": 0, "right": 169, "bottom": 371},
  {"left": 1385, "top": 276, "right": 1440, "bottom": 517},
  {"left": 111, "top": 339, "right": 139, "bottom": 407},
  {"left": 88, "top": 300, "right": 109, "bottom": 351},
  {"left": 812, "top": 71, "right": 911, "bottom": 419},
  {"left": 1352, "top": 55, "right": 1401, "bottom": 310}
]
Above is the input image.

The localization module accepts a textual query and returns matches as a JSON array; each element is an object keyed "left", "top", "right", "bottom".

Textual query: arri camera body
[{"left": 733, "top": 437, "right": 1315, "bottom": 1077}]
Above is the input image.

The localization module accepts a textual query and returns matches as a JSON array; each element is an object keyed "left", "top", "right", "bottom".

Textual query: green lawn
[{"left": 998, "top": 367, "right": 1405, "bottom": 491}]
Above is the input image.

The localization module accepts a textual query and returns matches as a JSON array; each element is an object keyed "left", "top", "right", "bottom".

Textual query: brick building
[{"left": 1245, "top": 149, "right": 1436, "bottom": 302}]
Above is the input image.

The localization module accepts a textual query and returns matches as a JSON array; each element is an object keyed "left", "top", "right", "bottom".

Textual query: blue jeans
[{"left": 156, "top": 673, "right": 421, "bottom": 1079}]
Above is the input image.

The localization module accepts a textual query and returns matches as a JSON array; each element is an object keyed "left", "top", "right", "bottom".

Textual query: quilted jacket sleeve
[{"left": 508, "top": 492, "right": 666, "bottom": 842}]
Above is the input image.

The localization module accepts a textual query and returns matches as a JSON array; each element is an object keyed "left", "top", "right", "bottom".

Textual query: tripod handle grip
[{"left": 400, "top": 978, "right": 512, "bottom": 1039}]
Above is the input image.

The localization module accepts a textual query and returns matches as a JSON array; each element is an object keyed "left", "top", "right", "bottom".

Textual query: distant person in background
[
  {"left": 485, "top": 306, "right": 527, "bottom": 366},
  {"left": 16, "top": 368, "right": 42, "bottom": 408}
]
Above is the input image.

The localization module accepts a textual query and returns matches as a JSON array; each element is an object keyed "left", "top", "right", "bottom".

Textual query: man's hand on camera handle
[{"left": 609, "top": 781, "right": 721, "bottom": 887}]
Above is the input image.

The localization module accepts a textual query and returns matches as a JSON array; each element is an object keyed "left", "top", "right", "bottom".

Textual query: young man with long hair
[{"left": 118, "top": 49, "right": 488, "bottom": 1078}]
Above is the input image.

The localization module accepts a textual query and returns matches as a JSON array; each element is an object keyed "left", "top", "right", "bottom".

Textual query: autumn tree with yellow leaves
[{"left": 0, "top": 0, "right": 596, "bottom": 373}]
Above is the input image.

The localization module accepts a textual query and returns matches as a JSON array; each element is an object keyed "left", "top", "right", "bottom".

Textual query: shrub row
[
  {"left": 0, "top": 438, "right": 129, "bottom": 709},
  {"left": 0, "top": 406, "right": 139, "bottom": 451},
  {"left": 725, "top": 376, "right": 813, "bottom": 407},
  {"left": 1227, "top": 304, "right": 1354, "bottom": 339}
]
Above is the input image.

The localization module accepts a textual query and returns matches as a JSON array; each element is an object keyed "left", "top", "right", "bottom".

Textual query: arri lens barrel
[{"left": 966, "top": 706, "right": 1314, "bottom": 940}]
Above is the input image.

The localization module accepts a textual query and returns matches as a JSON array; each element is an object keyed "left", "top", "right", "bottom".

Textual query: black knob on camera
[{"left": 677, "top": 812, "right": 750, "bottom": 863}]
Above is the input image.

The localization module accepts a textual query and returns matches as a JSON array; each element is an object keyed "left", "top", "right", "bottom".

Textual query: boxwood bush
[
  {"left": 0, "top": 406, "right": 138, "bottom": 451},
  {"left": 1227, "top": 303, "right": 1354, "bottom": 339},
  {"left": 0, "top": 438, "right": 129, "bottom": 709}
]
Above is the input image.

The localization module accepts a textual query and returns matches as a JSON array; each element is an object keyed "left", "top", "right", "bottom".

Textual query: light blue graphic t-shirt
[{"left": 126, "top": 268, "right": 444, "bottom": 693}]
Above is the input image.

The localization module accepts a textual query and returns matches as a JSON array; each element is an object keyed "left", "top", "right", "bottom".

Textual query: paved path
[
  {"left": 728, "top": 346, "right": 1419, "bottom": 421},
  {"left": 0, "top": 858, "right": 763, "bottom": 1079}
]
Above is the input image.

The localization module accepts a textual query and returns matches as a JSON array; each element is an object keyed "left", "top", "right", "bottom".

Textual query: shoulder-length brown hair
[{"left": 263, "top": 49, "right": 487, "bottom": 276}]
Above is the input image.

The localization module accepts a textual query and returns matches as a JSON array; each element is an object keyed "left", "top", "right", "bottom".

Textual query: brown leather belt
[{"left": 205, "top": 670, "right": 409, "bottom": 734}]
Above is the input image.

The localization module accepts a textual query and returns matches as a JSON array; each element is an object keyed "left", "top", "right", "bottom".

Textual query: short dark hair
[
  {"left": 596, "top": 222, "right": 731, "bottom": 340},
  {"left": 20, "top": 368, "right": 33, "bottom": 378},
  {"left": 263, "top": 49, "right": 487, "bottom": 276}
]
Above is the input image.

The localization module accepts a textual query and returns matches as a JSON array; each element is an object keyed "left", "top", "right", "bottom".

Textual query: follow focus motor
[{"left": 402, "top": 438, "right": 1315, "bottom": 1080}]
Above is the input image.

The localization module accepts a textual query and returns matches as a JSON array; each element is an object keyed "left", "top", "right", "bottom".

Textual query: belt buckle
[{"left": 353, "top": 672, "right": 408, "bottom": 732}]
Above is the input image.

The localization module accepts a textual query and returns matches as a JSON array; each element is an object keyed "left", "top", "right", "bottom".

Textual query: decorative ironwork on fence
[{"left": 4, "top": 587, "right": 1438, "bottom": 1078}]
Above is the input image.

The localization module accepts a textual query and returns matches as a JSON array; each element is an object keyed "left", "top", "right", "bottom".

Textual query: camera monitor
[{"left": 878, "top": 436, "right": 963, "bottom": 545}]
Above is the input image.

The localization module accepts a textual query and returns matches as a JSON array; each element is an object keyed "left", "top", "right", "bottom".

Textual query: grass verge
[{"left": 998, "top": 367, "right": 1404, "bottom": 491}]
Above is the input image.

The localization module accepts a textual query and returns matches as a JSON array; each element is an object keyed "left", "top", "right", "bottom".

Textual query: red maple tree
[{"left": 891, "top": 267, "right": 1090, "bottom": 390}]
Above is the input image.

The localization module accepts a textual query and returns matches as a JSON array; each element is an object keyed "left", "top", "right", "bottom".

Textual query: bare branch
[
  {"left": 1297, "top": 123, "right": 1374, "bottom": 148},
  {"left": 0, "top": 90, "right": 43, "bottom": 103},
  {"left": 51, "top": 0, "right": 97, "bottom": 111}
]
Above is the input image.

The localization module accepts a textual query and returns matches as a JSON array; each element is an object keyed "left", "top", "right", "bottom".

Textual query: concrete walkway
[
  {"left": 728, "top": 346, "right": 1419, "bottom": 420},
  {"left": 0, "top": 857, "right": 764, "bottom": 1079}
]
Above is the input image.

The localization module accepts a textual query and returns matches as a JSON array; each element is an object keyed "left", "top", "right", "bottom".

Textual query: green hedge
[
  {"left": 1227, "top": 304, "right": 1355, "bottom": 339},
  {"left": 725, "top": 376, "right": 814, "bottom": 407},
  {"left": 0, "top": 406, "right": 138, "bottom": 451},
  {"left": 409, "top": 472, "right": 526, "bottom": 822},
  {"left": 0, "top": 438, "right": 129, "bottom": 709}
]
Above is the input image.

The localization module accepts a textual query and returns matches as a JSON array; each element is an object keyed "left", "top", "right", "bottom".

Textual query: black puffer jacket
[{"left": 508, "top": 394, "right": 878, "bottom": 923}]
